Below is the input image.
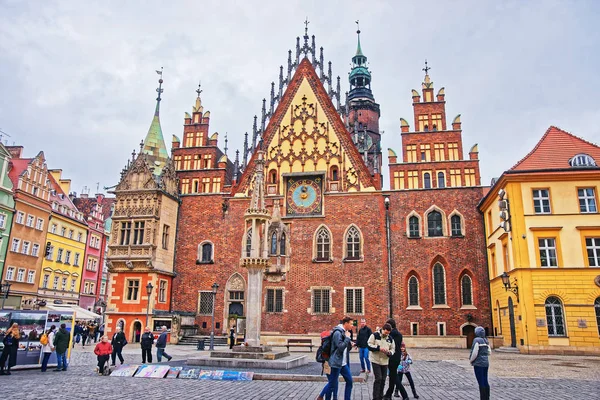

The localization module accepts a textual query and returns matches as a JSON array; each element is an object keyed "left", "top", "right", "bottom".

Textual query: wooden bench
[{"left": 286, "top": 338, "right": 314, "bottom": 352}]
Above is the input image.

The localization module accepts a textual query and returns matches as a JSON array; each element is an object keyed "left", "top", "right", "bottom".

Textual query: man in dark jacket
[
  {"left": 53, "top": 323, "right": 70, "bottom": 371},
  {"left": 356, "top": 318, "right": 372, "bottom": 373},
  {"left": 155, "top": 326, "right": 172, "bottom": 362},
  {"left": 318, "top": 316, "right": 354, "bottom": 400},
  {"left": 140, "top": 327, "right": 154, "bottom": 363},
  {"left": 110, "top": 327, "right": 126, "bottom": 366},
  {"left": 383, "top": 319, "right": 409, "bottom": 400}
]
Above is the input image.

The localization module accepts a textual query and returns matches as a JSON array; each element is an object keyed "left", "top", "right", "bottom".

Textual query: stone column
[{"left": 245, "top": 265, "right": 264, "bottom": 347}]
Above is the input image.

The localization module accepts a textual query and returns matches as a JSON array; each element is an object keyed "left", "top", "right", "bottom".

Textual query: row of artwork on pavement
[
  {"left": 0, "top": 310, "right": 74, "bottom": 366},
  {"left": 110, "top": 364, "right": 254, "bottom": 381}
]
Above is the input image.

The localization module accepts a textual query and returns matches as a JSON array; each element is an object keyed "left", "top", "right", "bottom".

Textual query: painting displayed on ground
[
  {"left": 110, "top": 365, "right": 139, "bottom": 377},
  {"left": 134, "top": 364, "right": 170, "bottom": 378},
  {"left": 166, "top": 366, "right": 182, "bottom": 378},
  {"left": 0, "top": 311, "right": 74, "bottom": 367}
]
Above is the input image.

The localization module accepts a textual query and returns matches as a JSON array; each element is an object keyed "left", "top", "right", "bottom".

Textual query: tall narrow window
[
  {"left": 586, "top": 238, "right": 600, "bottom": 267},
  {"left": 538, "top": 238, "right": 558, "bottom": 267},
  {"left": 270, "top": 232, "right": 278, "bottom": 255},
  {"left": 433, "top": 263, "right": 446, "bottom": 305},
  {"left": 245, "top": 229, "right": 252, "bottom": 257},
  {"left": 451, "top": 215, "right": 462, "bottom": 237},
  {"left": 423, "top": 173, "right": 431, "bottom": 189},
  {"left": 409, "top": 216, "right": 420, "bottom": 238},
  {"left": 133, "top": 221, "right": 145, "bottom": 245},
  {"left": 345, "top": 226, "right": 361, "bottom": 260},
  {"left": 461, "top": 275, "right": 473, "bottom": 306},
  {"left": 266, "top": 288, "right": 283, "bottom": 313},
  {"left": 201, "top": 243, "right": 213, "bottom": 263},
  {"left": 428, "top": 210, "right": 443, "bottom": 237},
  {"left": 119, "top": 222, "right": 131, "bottom": 245},
  {"left": 312, "top": 288, "right": 331, "bottom": 314},
  {"left": 437, "top": 172, "right": 445, "bottom": 188},
  {"left": 545, "top": 296, "right": 565, "bottom": 336},
  {"left": 126, "top": 279, "right": 140, "bottom": 301},
  {"left": 408, "top": 276, "right": 419, "bottom": 306},
  {"left": 532, "top": 189, "right": 551, "bottom": 214},
  {"left": 162, "top": 225, "right": 170, "bottom": 249},
  {"left": 159, "top": 280, "right": 167, "bottom": 302},
  {"left": 315, "top": 227, "right": 331, "bottom": 261},
  {"left": 578, "top": 188, "right": 597, "bottom": 213},
  {"left": 595, "top": 297, "right": 600, "bottom": 336},
  {"left": 345, "top": 288, "right": 364, "bottom": 314},
  {"left": 279, "top": 233, "right": 286, "bottom": 256}
]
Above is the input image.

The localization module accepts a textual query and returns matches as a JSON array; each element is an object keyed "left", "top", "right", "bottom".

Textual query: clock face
[{"left": 286, "top": 176, "right": 323, "bottom": 216}]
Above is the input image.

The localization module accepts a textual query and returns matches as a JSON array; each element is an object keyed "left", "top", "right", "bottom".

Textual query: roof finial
[
  {"left": 304, "top": 17, "right": 310, "bottom": 37},
  {"left": 355, "top": 20, "right": 363, "bottom": 56},
  {"left": 422, "top": 59, "right": 431, "bottom": 76},
  {"left": 139, "top": 140, "right": 144, "bottom": 153},
  {"left": 356, "top": 19, "right": 360, "bottom": 34},
  {"left": 156, "top": 67, "right": 164, "bottom": 101},
  {"left": 196, "top": 80, "right": 202, "bottom": 98},
  {"left": 224, "top": 132, "right": 228, "bottom": 157}
]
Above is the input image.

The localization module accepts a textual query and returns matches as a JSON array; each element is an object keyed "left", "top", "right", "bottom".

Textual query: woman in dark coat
[{"left": 0, "top": 323, "right": 21, "bottom": 375}]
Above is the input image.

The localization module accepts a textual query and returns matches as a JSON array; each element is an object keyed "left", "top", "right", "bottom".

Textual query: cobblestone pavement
[{"left": 1, "top": 345, "right": 598, "bottom": 399}]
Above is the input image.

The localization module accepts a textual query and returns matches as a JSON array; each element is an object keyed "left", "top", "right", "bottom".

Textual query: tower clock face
[{"left": 286, "top": 176, "right": 323, "bottom": 216}]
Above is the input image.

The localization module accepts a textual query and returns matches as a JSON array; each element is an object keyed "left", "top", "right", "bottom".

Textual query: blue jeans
[
  {"left": 41, "top": 352, "right": 51, "bottom": 372},
  {"left": 474, "top": 366, "right": 489, "bottom": 388},
  {"left": 156, "top": 347, "right": 171, "bottom": 362},
  {"left": 327, "top": 364, "right": 353, "bottom": 400},
  {"left": 56, "top": 352, "right": 67, "bottom": 370},
  {"left": 358, "top": 347, "right": 371, "bottom": 371}
]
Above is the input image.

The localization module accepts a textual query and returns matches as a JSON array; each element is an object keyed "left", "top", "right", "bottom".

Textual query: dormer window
[{"left": 569, "top": 154, "right": 596, "bottom": 167}]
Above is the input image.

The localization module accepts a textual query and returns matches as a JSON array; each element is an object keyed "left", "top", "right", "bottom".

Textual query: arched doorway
[
  {"left": 462, "top": 324, "right": 476, "bottom": 348},
  {"left": 225, "top": 273, "right": 246, "bottom": 337},
  {"left": 132, "top": 320, "right": 142, "bottom": 343},
  {"left": 508, "top": 297, "right": 517, "bottom": 347}
]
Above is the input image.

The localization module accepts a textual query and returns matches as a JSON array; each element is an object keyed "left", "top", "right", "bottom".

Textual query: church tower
[
  {"left": 346, "top": 24, "right": 382, "bottom": 178},
  {"left": 105, "top": 72, "right": 179, "bottom": 341}
]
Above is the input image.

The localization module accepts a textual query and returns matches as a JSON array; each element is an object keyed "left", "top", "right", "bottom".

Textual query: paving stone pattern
[{"left": 1, "top": 348, "right": 598, "bottom": 399}]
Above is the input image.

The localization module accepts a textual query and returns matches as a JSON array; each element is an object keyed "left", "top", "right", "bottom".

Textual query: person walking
[
  {"left": 229, "top": 326, "right": 235, "bottom": 350},
  {"left": 383, "top": 319, "right": 408, "bottom": 400},
  {"left": 98, "top": 322, "right": 105, "bottom": 342},
  {"left": 0, "top": 323, "right": 21, "bottom": 375},
  {"left": 53, "top": 323, "right": 70, "bottom": 371},
  {"left": 469, "top": 326, "right": 491, "bottom": 400},
  {"left": 140, "top": 327, "right": 154, "bottom": 363},
  {"left": 155, "top": 326, "right": 172, "bottom": 363},
  {"left": 73, "top": 322, "right": 82, "bottom": 347},
  {"left": 88, "top": 322, "right": 97, "bottom": 343},
  {"left": 40, "top": 325, "right": 56, "bottom": 372},
  {"left": 81, "top": 323, "right": 89, "bottom": 347},
  {"left": 110, "top": 326, "right": 126, "bottom": 366},
  {"left": 356, "top": 318, "right": 372, "bottom": 374},
  {"left": 94, "top": 335, "right": 113, "bottom": 375},
  {"left": 367, "top": 323, "right": 395, "bottom": 400},
  {"left": 395, "top": 344, "right": 419, "bottom": 399},
  {"left": 318, "top": 316, "right": 354, "bottom": 400}
]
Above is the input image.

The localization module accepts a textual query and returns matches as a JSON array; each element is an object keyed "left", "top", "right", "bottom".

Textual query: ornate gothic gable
[
  {"left": 116, "top": 154, "right": 158, "bottom": 192},
  {"left": 233, "top": 58, "right": 376, "bottom": 195},
  {"left": 158, "top": 158, "right": 179, "bottom": 197}
]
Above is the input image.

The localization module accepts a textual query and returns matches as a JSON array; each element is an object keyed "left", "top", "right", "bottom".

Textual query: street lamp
[
  {"left": 209, "top": 282, "right": 219, "bottom": 351},
  {"left": 500, "top": 272, "right": 519, "bottom": 303},
  {"left": 1, "top": 281, "right": 11, "bottom": 310},
  {"left": 145, "top": 282, "right": 154, "bottom": 326}
]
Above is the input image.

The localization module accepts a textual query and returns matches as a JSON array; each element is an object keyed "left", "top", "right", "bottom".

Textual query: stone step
[
  {"left": 495, "top": 346, "right": 520, "bottom": 353},
  {"left": 187, "top": 354, "right": 308, "bottom": 370}
]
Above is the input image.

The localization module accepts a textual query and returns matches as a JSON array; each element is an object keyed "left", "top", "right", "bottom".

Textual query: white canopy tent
[{"left": 45, "top": 304, "right": 102, "bottom": 320}]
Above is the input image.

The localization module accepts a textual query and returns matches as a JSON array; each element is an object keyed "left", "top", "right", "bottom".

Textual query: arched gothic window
[
  {"left": 438, "top": 172, "right": 445, "bottom": 188},
  {"left": 461, "top": 275, "right": 473, "bottom": 306},
  {"left": 331, "top": 166, "right": 339, "bottom": 181},
  {"left": 245, "top": 229, "right": 252, "bottom": 258},
  {"left": 409, "top": 216, "right": 420, "bottom": 238},
  {"left": 315, "top": 227, "right": 331, "bottom": 261},
  {"left": 345, "top": 226, "right": 361, "bottom": 260},
  {"left": 424, "top": 173, "right": 431, "bottom": 189},
  {"left": 280, "top": 233, "right": 286, "bottom": 256},
  {"left": 270, "top": 232, "right": 278, "bottom": 255},
  {"left": 451, "top": 215, "right": 463, "bottom": 237},
  {"left": 433, "top": 263, "right": 446, "bottom": 305},
  {"left": 408, "top": 276, "right": 419, "bottom": 306},
  {"left": 545, "top": 296, "right": 565, "bottom": 336},
  {"left": 428, "top": 210, "right": 443, "bottom": 237}
]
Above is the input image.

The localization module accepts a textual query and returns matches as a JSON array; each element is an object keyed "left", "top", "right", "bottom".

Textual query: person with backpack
[
  {"left": 383, "top": 319, "right": 408, "bottom": 400},
  {"left": 367, "top": 323, "right": 395, "bottom": 400},
  {"left": 469, "top": 326, "right": 491, "bottom": 400},
  {"left": 53, "top": 323, "right": 70, "bottom": 371},
  {"left": 356, "top": 318, "right": 372, "bottom": 374},
  {"left": 140, "top": 327, "right": 154, "bottom": 363},
  {"left": 110, "top": 326, "right": 127, "bottom": 366},
  {"left": 317, "top": 316, "right": 354, "bottom": 400},
  {"left": 0, "top": 323, "right": 20, "bottom": 375},
  {"left": 40, "top": 325, "right": 56, "bottom": 372}
]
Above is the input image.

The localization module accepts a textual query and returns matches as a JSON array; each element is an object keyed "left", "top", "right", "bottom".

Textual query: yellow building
[
  {"left": 37, "top": 170, "right": 88, "bottom": 305},
  {"left": 479, "top": 126, "right": 600, "bottom": 355}
]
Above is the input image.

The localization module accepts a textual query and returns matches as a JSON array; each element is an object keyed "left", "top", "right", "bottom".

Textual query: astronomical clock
[{"left": 285, "top": 174, "right": 323, "bottom": 216}]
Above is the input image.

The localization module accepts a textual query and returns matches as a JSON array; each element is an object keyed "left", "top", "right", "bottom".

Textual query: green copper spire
[
  {"left": 355, "top": 20, "right": 363, "bottom": 56},
  {"left": 142, "top": 68, "right": 169, "bottom": 176}
]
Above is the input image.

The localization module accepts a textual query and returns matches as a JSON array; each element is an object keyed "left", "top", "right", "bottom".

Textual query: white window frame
[
  {"left": 532, "top": 189, "right": 551, "bottom": 214},
  {"left": 35, "top": 218, "right": 44, "bottom": 230},
  {"left": 21, "top": 241, "right": 31, "bottom": 255},
  {"left": 31, "top": 243, "right": 40, "bottom": 257},
  {"left": 53, "top": 276, "right": 59, "bottom": 290},
  {"left": 16, "top": 268, "right": 25, "bottom": 282},
  {"left": 26, "top": 214, "right": 35, "bottom": 227},
  {"left": 27, "top": 270, "right": 35, "bottom": 284},
  {"left": 10, "top": 238, "right": 20, "bottom": 252},
  {"left": 50, "top": 224, "right": 57, "bottom": 234},
  {"left": 16, "top": 211, "right": 24, "bottom": 224},
  {"left": 42, "top": 274, "right": 50, "bottom": 289},
  {"left": 538, "top": 238, "right": 558, "bottom": 267},
  {"left": 0, "top": 213, "right": 6, "bottom": 229},
  {"left": 344, "top": 287, "right": 364, "bottom": 315},
  {"left": 586, "top": 237, "right": 600, "bottom": 267},
  {"left": 410, "top": 322, "right": 419, "bottom": 336},
  {"left": 6, "top": 266, "right": 15, "bottom": 280},
  {"left": 578, "top": 188, "right": 597, "bottom": 213}
]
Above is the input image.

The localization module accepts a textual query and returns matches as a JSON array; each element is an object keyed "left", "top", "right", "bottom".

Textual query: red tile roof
[
  {"left": 48, "top": 174, "right": 88, "bottom": 226},
  {"left": 510, "top": 126, "right": 600, "bottom": 171},
  {"left": 7, "top": 158, "right": 32, "bottom": 186}
]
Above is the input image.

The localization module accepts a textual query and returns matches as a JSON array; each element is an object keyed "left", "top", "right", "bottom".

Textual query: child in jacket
[
  {"left": 94, "top": 335, "right": 113, "bottom": 375},
  {"left": 395, "top": 343, "right": 419, "bottom": 399}
]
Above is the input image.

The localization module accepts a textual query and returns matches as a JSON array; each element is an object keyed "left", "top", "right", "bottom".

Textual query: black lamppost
[
  {"left": 1, "top": 281, "right": 11, "bottom": 309},
  {"left": 501, "top": 272, "right": 519, "bottom": 303},
  {"left": 209, "top": 282, "right": 219, "bottom": 351},
  {"left": 384, "top": 196, "right": 393, "bottom": 318},
  {"left": 145, "top": 282, "right": 154, "bottom": 326}
]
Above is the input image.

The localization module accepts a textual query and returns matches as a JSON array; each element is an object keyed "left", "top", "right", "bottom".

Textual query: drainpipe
[{"left": 384, "top": 195, "right": 393, "bottom": 318}]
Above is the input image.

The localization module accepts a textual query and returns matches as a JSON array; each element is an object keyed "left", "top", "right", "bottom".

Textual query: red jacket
[{"left": 94, "top": 341, "right": 113, "bottom": 356}]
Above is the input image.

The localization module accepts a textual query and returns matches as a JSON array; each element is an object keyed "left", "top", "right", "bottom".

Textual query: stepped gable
[
  {"left": 233, "top": 58, "right": 377, "bottom": 195},
  {"left": 511, "top": 126, "right": 600, "bottom": 171}
]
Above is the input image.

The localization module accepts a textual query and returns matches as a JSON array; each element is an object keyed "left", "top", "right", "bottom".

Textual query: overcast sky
[{"left": 1, "top": 0, "right": 598, "bottom": 194}]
